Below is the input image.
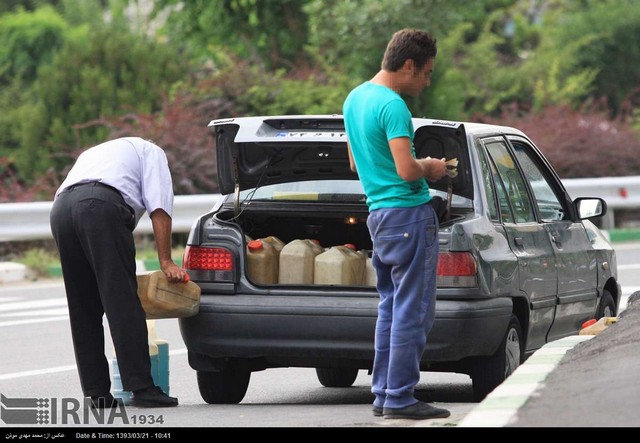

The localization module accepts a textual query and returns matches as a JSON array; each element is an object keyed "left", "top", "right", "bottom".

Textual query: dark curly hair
[{"left": 381, "top": 28, "right": 437, "bottom": 72}]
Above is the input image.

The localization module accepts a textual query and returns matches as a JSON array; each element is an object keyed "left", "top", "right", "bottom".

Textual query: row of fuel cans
[{"left": 245, "top": 236, "right": 377, "bottom": 286}]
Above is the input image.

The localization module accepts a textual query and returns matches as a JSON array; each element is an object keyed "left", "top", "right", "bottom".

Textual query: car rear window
[{"left": 239, "top": 180, "right": 366, "bottom": 202}]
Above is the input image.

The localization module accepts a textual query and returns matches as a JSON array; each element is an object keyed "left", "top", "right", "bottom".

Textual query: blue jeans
[{"left": 367, "top": 203, "right": 439, "bottom": 409}]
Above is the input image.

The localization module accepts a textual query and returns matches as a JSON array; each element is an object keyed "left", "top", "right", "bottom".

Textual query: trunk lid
[{"left": 210, "top": 115, "right": 473, "bottom": 200}]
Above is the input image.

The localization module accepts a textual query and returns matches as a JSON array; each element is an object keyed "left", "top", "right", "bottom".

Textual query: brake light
[
  {"left": 183, "top": 246, "right": 234, "bottom": 271},
  {"left": 437, "top": 252, "right": 477, "bottom": 287}
]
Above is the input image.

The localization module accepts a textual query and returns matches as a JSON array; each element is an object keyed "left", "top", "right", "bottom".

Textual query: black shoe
[
  {"left": 131, "top": 386, "right": 178, "bottom": 408},
  {"left": 89, "top": 394, "right": 121, "bottom": 409},
  {"left": 383, "top": 401, "right": 450, "bottom": 420},
  {"left": 373, "top": 405, "right": 383, "bottom": 417}
]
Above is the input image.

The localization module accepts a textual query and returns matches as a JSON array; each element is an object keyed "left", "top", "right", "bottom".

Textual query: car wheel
[
  {"left": 470, "top": 314, "right": 523, "bottom": 402},
  {"left": 596, "top": 290, "right": 616, "bottom": 318},
  {"left": 315, "top": 367, "right": 359, "bottom": 387},
  {"left": 197, "top": 368, "right": 251, "bottom": 404}
]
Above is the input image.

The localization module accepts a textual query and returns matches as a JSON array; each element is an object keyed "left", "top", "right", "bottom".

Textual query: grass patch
[
  {"left": 136, "top": 245, "right": 186, "bottom": 263},
  {"left": 13, "top": 245, "right": 186, "bottom": 279},
  {"left": 15, "top": 248, "right": 60, "bottom": 278}
]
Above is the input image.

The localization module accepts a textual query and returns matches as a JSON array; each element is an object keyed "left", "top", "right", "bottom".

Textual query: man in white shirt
[{"left": 50, "top": 137, "right": 184, "bottom": 408}]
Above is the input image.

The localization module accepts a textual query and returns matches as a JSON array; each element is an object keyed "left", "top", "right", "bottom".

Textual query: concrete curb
[
  {"left": 0, "top": 261, "right": 28, "bottom": 283},
  {"left": 457, "top": 334, "right": 594, "bottom": 427}
]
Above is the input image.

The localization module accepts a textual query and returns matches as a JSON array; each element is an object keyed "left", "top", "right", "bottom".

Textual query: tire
[
  {"left": 315, "top": 367, "right": 359, "bottom": 388},
  {"left": 197, "top": 367, "right": 251, "bottom": 404},
  {"left": 470, "top": 315, "right": 523, "bottom": 402},
  {"left": 596, "top": 290, "right": 616, "bottom": 319}
]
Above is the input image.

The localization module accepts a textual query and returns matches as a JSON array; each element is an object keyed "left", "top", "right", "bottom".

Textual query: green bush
[
  {"left": 15, "top": 247, "right": 60, "bottom": 279},
  {"left": 7, "top": 17, "right": 190, "bottom": 183}
]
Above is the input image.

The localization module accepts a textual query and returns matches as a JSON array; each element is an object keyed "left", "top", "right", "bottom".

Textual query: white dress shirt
[{"left": 55, "top": 137, "right": 174, "bottom": 226}]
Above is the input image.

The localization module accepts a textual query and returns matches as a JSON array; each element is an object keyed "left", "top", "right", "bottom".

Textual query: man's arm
[
  {"left": 346, "top": 141, "right": 357, "bottom": 173},
  {"left": 150, "top": 208, "right": 187, "bottom": 283},
  {"left": 388, "top": 137, "right": 447, "bottom": 181}
]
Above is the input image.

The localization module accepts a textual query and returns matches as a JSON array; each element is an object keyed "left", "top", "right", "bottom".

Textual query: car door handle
[
  {"left": 551, "top": 235, "right": 561, "bottom": 245},
  {"left": 514, "top": 237, "right": 524, "bottom": 247}
]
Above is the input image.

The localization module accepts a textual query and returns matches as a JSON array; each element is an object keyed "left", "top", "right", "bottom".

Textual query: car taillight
[
  {"left": 183, "top": 246, "right": 234, "bottom": 271},
  {"left": 437, "top": 252, "right": 477, "bottom": 287}
]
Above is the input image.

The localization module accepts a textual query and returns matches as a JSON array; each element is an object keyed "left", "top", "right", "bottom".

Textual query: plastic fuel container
[
  {"left": 246, "top": 239, "right": 279, "bottom": 284},
  {"left": 112, "top": 320, "right": 170, "bottom": 405},
  {"left": 314, "top": 244, "right": 365, "bottom": 286},
  {"left": 279, "top": 239, "right": 325, "bottom": 284},
  {"left": 263, "top": 236, "right": 285, "bottom": 254},
  {"left": 136, "top": 271, "right": 200, "bottom": 319},
  {"left": 364, "top": 253, "right": 377, "bottom": 287}
]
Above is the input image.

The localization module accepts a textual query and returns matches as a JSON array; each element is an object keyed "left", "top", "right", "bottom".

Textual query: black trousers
[{"left": 50, "top": 182, "right": 154, "bottom": 396}]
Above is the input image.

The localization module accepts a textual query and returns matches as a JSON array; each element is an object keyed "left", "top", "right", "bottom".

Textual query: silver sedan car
[{"left": 179, "top": 115, "right": 620, "bottom": 404}]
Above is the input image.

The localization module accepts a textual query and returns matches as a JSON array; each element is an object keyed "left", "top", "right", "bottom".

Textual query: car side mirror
[{"left": 574, "top": 197, "right": 607, "bottom": 219}]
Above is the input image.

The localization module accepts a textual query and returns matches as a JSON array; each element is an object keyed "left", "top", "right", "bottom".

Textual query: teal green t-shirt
[{"left": 343, "top": 81, "right": 430, "bottom": 211}]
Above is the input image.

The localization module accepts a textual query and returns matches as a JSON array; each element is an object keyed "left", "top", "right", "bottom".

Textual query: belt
[{"left": 66, "top": 181, "right": 121, "bottom": 195}]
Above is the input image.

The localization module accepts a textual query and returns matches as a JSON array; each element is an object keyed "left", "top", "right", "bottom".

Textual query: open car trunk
[
  {"left": 213, "top": 196, "right": 461, "bottom": 251},
  {"left": 209, "top": 194, "right": 468, "bottom": 288},
  {"left": 215, "top": 203, "right": 374, "bottom": 252}
]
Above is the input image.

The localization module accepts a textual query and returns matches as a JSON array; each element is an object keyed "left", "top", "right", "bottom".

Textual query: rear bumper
[{"left": 179, "top": 294, "right": 513, "bottom": 370}]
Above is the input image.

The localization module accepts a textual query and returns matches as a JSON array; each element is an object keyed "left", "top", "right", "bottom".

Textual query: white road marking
[
  {"left": 0, "top": 316, "right": 69, "bottom": 327},
  {"left": 0, "top": 365, "right": 78, "bottom": 381},
  {"left": 0, "top": 297, "right": 68, "bottom": 327},
  {"left": 0, "top": 298, "right": 67, "bottom": 312},
  {"left": 0, "top": 296, "right": 23, "bottom": 303},
  {"left": 1, "top": 307, "right": 69, "bottom": 317}
]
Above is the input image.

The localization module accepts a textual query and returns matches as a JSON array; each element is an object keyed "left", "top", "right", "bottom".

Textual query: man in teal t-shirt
[{"left": 343, "top": 28, "right": 448, "bottom": 420}]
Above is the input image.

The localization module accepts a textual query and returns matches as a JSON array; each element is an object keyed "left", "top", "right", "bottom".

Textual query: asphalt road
[
  {"left": 2, "top": 241, "right": 639, "bottom": 431},
  {"left": 0, "top": 279, "right": 476, "bottom": 430}
]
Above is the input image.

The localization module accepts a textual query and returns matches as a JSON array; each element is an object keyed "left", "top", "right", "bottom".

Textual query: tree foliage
[
  {"left": 2, "top": 0, "right": 640, "bottom": 201},
  {"left": 234, "top": 66, "right": 350, "bottom": 116},
  {"left": 426, "top": 18, "right": 528, "bottom": 120},
  {"left": 0, "top": 4, "right": 68, "bottom": 168},
  {"left": 6, "top": 17, "right": 190, "bottom": 181},
  {"left": 0, "top": 5, "right": 67, "bottom": 84},
  {"left": 426, "top": 1, "right": 599, "bottom": 119},
  {"left": 154, "top": 0, "right": 310, "bottom": 69},
  {"left": 303, "top": 0, "right": 489, "bottom": 81},
  {"left": 0, "top": 0, "right": 60, "bottom": 14},
  {"left": 536, "top": 0, "right": 640, "bottom": 114}
]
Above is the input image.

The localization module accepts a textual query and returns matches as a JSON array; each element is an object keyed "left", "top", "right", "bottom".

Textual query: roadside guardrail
[
  {"left": 561, "top": 176, "right": 640, "bottom": 229},
  {"left": 1, "top": 175, "right": 640, "bottom": 242},
  {"left": 0, "top": 194, "right": 221, "bottom": 242}
]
